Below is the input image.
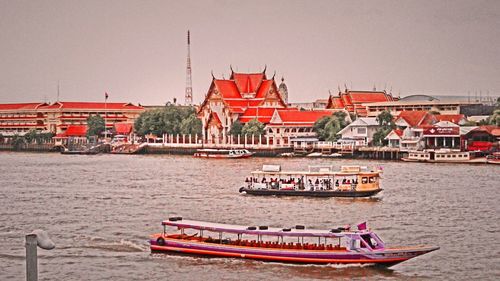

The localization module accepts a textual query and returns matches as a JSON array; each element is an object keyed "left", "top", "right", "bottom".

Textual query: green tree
[
  {"left": 313, "top": 111, "right": 349, "bottom": 141},
  {"left": 229, "top": 120, "right": 243, "bottom": 136},
  {"left": 376, "top": 110, "right": 395, "bottom": 128},
  {"left": 180, "top": 114, "right": 202, "bottom": 135},
  {"left": 241, "top": 119, "right": 265, "bottom": 136},
  {"left": 87, "top": 115, "right": 105, "bottom": 137},
  {"left": 11, "top": 134, "right": 25, "bottom": 150},
  {"left": 372, "top": 111, "right": 395, "bottom": 146},
  {"left": 489, "top": 109, "right": 500, "bottom": 126},
  {"left": 24, "top": 129, "right": 38, "bottom": 144},
  {"left": 134, "top": 105, "right": 200, "bottom": 136}
]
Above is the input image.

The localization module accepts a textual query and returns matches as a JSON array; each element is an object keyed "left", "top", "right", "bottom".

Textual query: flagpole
[{"left": 104, "top": 93, "right": 107, "bottom": 141}]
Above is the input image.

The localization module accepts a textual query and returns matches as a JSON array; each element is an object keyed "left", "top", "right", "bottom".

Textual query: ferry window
[
  {"left": 369, "top": 177, "right": 375, "bottom": 183},
  {"left": 452, "top": 155, "right": 456, "bottom": 158},
  {"left": 447, "top": 155, "right": 451, "bottom": 158},
  {"left": 362, "top": 177, "right": 368, "bottom": 184}
]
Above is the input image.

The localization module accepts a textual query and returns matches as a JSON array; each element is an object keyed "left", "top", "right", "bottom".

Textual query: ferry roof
[
  {"left": 250, "top": 166, "right": 381, "bottom": 177},
  {"left": 162, "top": 219, "right": 364, "bottom": 238}
]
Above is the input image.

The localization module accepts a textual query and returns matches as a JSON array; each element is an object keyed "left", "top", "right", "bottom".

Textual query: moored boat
[
  {"left": 486, "top": 152, "right": 500, "bottom": 164},
  {"left": 150, "top": 217, "right": 438, "bottom": 267},
  {"left": 239, "top": 165, "right": 382, "bottom": 197},
  {"left": 194, "top": 149, "right": 253, "bottom": 159},
  {"left": 402, "top": 149, "right": 486, "bottom": 164}
]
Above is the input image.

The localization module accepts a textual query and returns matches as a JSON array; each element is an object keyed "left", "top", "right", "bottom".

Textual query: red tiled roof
[
  {"left": 114, "top": 123, "right": 133, "bottom": 134},
  {"left": 397, "top": 111, "right": 432, "bottom": 127},
  {"left": 255, "top": 80, "right": 273, "bottom": 99},
  {"left": 394, "top": 129, "right": 404, "bottom": 137},
  {"left": 224, "top": 99, "right": 263, "bottom": 108},
  {"left": 473, "top": 125, "right": 500, "bottom": 136},
  {"left": 214, "top": 80, "right": 241, "bottom": 99},
  {"left": 232, "top": 73, "right": 264, "bottom": 93},
  {"left": 239, "top": 107, "right": 276, "bottom": 123},
  {"left": 0, "top": 103, "right": 48, "bottom": 111},
  {"left": 271, "top": 109, "right": 332, "bottom": 125},
  {"left": 328, "top": 97, "right": 345, "bottom": 108},
  {"left": 348, "top": 92, "right": 392, "bottom": 103},
  {"left": 45, "top": 102, "right": 143, "bottom": 110},
  {"left": 435, "top": 114, "right": 465, "bottom": 124},
  {"left": 64, "top": 125, "right": 87, "bottom": 137}
]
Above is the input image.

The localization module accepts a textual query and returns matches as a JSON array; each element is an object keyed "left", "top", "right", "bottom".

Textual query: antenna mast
[{"left": 185, "top": 30, "right": 193, "bottom": 105}]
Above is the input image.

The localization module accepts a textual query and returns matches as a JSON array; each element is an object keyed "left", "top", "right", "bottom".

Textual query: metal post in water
[
  {"left": 25, "top": 230, "right": 55, "bottom": 281},
  {"left": 25, "top": 234, "right": 38, "bottom": 281}
]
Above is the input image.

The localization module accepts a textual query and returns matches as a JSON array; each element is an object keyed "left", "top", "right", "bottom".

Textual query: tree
[
  {"left": 134, "top": 105, "right": 201, "bottom": 136},
  {"left": 87, "top": 115, "right": 105, "bottom": 137},
  {"left": 489, "top": 109, "right": 500, "bottom": 126},
  {"left": 180, "top": 114, "right": 202, "bottom": 135},
  {"left": 241, "top": 119, "right": 265, "bottom": 136},
  {"left": 372, "top": 111, "right": 395, "bottom": 146},
  {"left": 24, "top": 129, "right": 38, "bottom": 144},
  {"left": 376, "top": 110, "right": 395, "bottom": 128},
  {"left": 312, "top": 111, "right": 349, "bottom": 141},
  {"left": 11, "top": 134, "right": 25, "bottom": 150},
  {"left": 229, "top": 120, "right": 243, "bottom": 136}
]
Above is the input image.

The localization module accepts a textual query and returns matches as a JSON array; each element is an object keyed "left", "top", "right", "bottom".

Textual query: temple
[
  {"left": 197, "top": 68, "right": 288, "bottom": 144},
  {"left": 326, "top": 89, "right": 396, "bottom": 117}
]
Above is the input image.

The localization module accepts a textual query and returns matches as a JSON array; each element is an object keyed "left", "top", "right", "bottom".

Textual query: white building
[{"left": 337, "top": 117, "right": 379, "bottom": 145}]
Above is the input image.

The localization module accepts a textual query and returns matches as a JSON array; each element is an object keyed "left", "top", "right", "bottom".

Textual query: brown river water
[{"left": 0, "top": 152, "right": 499, "bottom": 280}]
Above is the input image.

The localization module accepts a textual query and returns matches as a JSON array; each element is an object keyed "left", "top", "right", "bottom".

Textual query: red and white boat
[
  {"left": 150, "top": 217, "right": 438, "bottom": 267},
  {"left": 193, "top": 149, "right": 253, "bottom": 159},
  {"left": 486, "top": 152, "right": 500, "bottom": 164}
]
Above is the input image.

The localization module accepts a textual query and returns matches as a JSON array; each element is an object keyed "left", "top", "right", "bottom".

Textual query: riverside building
[{"left": 0, "top": 101, "right": 144, "bottom": 137}]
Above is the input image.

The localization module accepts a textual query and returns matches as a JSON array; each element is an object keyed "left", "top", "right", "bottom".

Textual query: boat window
[
  {"left": 361, "top": 177, "right": 368, "bottom": 184},
  {"left": 369, "top": 177, "right": 376, "bottom": 183}
]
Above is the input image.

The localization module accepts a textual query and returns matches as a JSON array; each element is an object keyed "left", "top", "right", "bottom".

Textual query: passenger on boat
[{"left": 335, "top": 180, "right": 339, "bottom": 187}]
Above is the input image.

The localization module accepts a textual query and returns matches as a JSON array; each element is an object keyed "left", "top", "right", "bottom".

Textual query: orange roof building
[
  {"left": 266, "top": 109, "right": 334, "bottom": 145},
  {"left": 198, "top": 68, "right": 288, "bottom": 144},
  {"left": 0, "top": 101, "right": 144, "bottom": 137},
  {"left": 326, "top": 89, "right": 396, "bottom": 117}
]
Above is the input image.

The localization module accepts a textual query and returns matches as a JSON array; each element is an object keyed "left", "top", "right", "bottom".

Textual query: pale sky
[{"left": 1, "top": 0, "right": 499, "bottom": 105}]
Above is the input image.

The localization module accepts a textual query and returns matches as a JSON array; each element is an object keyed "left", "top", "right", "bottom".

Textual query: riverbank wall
[
  {"left": 0, "top": 144, "right": 56, "bottom": 152},
  {"left": 141, "top": 145, "right": 293, "bottom": 157}
]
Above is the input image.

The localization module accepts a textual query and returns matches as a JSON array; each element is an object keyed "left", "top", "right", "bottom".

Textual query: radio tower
[{"left": 185, "top": 30, "right": 193, "bottom": 105}]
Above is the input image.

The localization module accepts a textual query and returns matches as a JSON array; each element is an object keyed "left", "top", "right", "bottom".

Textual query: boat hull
[
  {"left": 401, "top": 157, "right": 486, "bottom": 164},
  {"left": 194, "top": 153, "right": 253, "bottom": 159},
  {"left": 150, "top": 238, "right": 437, "bottom": 266},
  {"left": 239, "top": 188, "right": 382, "bottom": 197}
]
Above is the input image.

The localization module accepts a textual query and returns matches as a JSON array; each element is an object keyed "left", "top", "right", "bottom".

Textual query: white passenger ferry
[
  {"left": 239, "top": 165, "right": 383, "bottom": 197},
  {"left": 402, "top": 149, "right": 486, "bottom": 164}
]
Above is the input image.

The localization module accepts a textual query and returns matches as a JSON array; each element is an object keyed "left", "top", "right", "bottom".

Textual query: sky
[{"left": 0, "top": 0, "right": 499, "bottom": 105}]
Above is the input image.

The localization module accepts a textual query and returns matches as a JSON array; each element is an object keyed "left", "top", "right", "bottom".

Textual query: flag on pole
[
  {"left": 357, "top": 222, "right": 367, "bottom": 231},
  {"left": 105, "top": 92, "right": 109, "bottom": 100}
]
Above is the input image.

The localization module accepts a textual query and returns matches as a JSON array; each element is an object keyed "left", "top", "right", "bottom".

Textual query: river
[{"left": 0, "top": 152, "right": 499, "bottom": 280}]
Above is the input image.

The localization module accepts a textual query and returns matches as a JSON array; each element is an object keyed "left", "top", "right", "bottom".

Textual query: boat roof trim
[{"left": 162, "top": 219, "right": 365, "bottom": 238}]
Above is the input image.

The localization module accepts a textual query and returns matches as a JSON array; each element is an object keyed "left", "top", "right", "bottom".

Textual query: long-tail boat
[
  {"left": 239, "top": 165, "right": 383, "bottom": 197},
  {"left": 150, "top": 217, "right": 438, "bottom": 267}
]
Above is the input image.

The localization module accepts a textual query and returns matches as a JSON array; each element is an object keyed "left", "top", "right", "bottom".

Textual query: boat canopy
[
  {"left": 250, "top": 165, "right": 380, "bottom": 177},
  {"left": 162, "top": 219, "right": 365, "bottom": 238}
]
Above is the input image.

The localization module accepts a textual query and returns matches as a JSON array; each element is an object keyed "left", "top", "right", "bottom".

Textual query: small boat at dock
[
  {"left": 194, "top": 149, "right": 253, "bottom": 159},
  {"left": 486, "top": 152, "right": 500, "bottom": 164},
  {"left": 239, "top": 165, "right": 383, "bottom": 197},
  {"left": 150, "top": 217, "right": 438, "bottom": 267}
]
